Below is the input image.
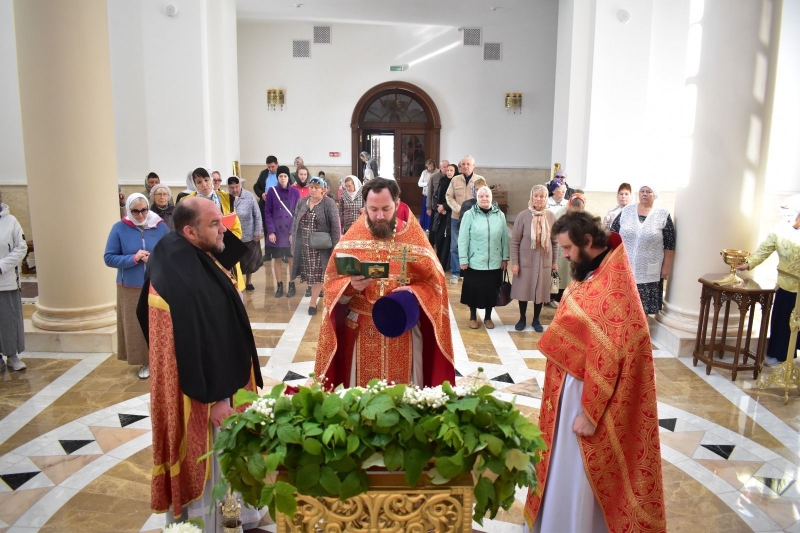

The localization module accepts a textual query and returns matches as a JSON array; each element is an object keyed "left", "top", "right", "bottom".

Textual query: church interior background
[{"left": 1, "top": 0, "right": 799, "bottom": 531}]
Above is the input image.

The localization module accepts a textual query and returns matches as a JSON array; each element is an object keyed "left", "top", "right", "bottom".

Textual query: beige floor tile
[
  {"left": 0, "top": 487, "right": 53, "bottom": 525},
  {"left": 30, "top": 454, "right": 102, "bottom": 485}
]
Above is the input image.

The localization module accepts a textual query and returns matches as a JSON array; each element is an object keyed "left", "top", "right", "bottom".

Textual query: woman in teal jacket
[{"left": 458, "top": 186, "right": 509, "bottom": 329}]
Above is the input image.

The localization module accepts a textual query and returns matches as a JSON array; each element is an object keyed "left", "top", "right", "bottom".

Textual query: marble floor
[{"left": 1, "top": 265, "right": 799, "bottom": 533}]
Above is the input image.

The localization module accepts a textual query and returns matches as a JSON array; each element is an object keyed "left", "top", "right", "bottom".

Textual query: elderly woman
[
  {"left": 458, "top": 186, "right": 509, "bottom": 330},
  {"left": 359, "top": 151, "right": 379, "bottom": 181},
  {"left": 104, "top": 193, "right": 169, "bottom": 378},
  {"left": 291, "top": 177, "right": 341, "bottom": 315},
  {"left": 737, "top": 195, "right": 800, "bottom": 366},
  {"left": 417, "top": 159, "right": 436, "bottom": 231},
  {"left": 604, "top": 182, "right": 632, "bottom": 230},
  {"left": 265, "top": 166, "right": 300, "bottom": 298},
  {"left": 611, "top": 184, "right": 675, "bottom": 315},
  {"left": 339, "top": 175, "right": 363, "bottom": 235},
  {"left": 511, "top": 185, "right": 558, "bottom": 332},
  {"left": 143, "top": 172, "right": 173, "bottom": 205},
  {"left": 0, "top": 191, "right": 28, "bottom": 372},
  {"left": 149, "top": 184, "right": 174, "bottom": 231},
  {"left": 228, "top": 176, "right": 263, "bottom": 291}
]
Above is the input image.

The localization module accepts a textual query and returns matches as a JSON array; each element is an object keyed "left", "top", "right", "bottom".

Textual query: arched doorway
[{"left": 351, "top": 82, "right": 441, "bottom": 215}]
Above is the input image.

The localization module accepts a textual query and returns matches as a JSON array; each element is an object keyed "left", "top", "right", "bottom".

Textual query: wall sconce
[
  {"left": 267, "top": 89, "right": 285, "bottom": 110},
  {"left": 505, "top": 92, "right": 522, "bottom": 114}
]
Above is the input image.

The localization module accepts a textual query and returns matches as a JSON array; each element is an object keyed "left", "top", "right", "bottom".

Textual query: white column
[
  {"left": 15, "top": 0, "right": 119, "bottom": 331},
  {"left": 657, "top": 0, "right": 782, "bottom": 334},
  {"left": 550, "top": 0, "right": 596, "bottom": 185}
]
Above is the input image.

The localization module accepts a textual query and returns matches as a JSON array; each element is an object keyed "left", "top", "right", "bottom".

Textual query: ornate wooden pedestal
[
  {"left": 276, "top": 471, "right": 474, "bottom": 532},
  {"left": 693, "top": 274, "right": 776, "bottom": 380}
]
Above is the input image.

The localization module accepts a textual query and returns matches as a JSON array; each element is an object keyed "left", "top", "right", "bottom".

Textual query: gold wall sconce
[
  {"left": 267, "top": 89, "right": 285, "bottom": 110},
  {"left": 505, "top": 92, "right": 522, "bottom": 114}
]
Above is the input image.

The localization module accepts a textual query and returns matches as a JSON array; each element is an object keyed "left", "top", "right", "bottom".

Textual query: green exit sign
[{"left": 390, "top": 65, "right": 407, "bottom": 72}]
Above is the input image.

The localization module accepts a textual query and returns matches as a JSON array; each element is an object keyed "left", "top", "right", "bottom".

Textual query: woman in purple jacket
[{"left": 265, "top": 166, "right": 301, "bottom": 298}]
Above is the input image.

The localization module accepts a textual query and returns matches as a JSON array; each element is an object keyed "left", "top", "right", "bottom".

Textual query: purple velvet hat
[{"left": 373, "top": 291, "right": 420, "bottom": 338}]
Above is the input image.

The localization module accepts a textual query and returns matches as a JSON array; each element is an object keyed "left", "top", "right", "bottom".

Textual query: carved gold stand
[
  {"left": 276, "top": 471, "right": 473, "bottom": 532},
  {"left": 757, "top": 261, "right": 800, "bottom": 404}
]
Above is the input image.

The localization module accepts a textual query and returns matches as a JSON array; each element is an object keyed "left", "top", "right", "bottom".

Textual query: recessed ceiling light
[
  {"left": 490, "top": 6, "right": 501, "bottom": 10},
  {"left": 294, "top": 3, "right": 304, "bottom": 7}
]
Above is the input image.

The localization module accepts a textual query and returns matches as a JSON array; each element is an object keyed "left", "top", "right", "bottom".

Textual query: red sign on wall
[{"left": 329, "top": 151, "right": 340, "bottom": 157}]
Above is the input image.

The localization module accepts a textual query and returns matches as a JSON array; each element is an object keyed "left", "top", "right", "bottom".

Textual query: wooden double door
[{"left": 351, "top": 81, "right": 441, "bottom": 217}]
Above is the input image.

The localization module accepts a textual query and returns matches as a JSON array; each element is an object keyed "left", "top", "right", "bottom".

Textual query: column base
[
  {"left": 649, "top": 317, "right": 697, "bottom": 358},
  {"left": 24, "top": 319, "right": 117, "bottom": 353},
  {"left": 31, "top": 301, "right": 116, "bottom": 331}
]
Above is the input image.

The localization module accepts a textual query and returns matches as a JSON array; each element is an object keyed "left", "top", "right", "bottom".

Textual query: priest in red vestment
[
  {"left": 137, "top": 198, "right": 262, "bottom": 530},
  {"left": 315, "top": 178, "right": 455, "bottom": 388},
  {"left": 524, "top": 211, "right": 666, "bottom": 533}
]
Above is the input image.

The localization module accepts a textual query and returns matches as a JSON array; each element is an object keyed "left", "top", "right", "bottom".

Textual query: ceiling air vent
[
  {"left": 462, "top": 27, "right": 482, "bottom": 47},
  {"left": 293, "top": 40, "right": 311, "bottom": 58},
  {"left": 313, "top": 26, "right": 331, "bottom": 44},
  {"left": 484, "top": 42, "right": 502, "bottom": 61}
]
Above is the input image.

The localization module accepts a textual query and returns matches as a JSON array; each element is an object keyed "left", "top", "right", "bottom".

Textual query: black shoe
[
  {"left": 532, "top": 319, "right": 543, "bottom": 332},
  {"left": 282, "top": 256, "right": 289, "bottom": 264},
  {"left": 305, "top": 285, "right": 312, "bottom": 297},
  {"left": 514, "top": 317, "right": 526, "bottom": 331},
  {"left": 287, "top": 282, "right": 296, "bottom": 298},
  {"left": 308, "top": 306, "right": 317, "bottom": 316},
  {"left": 275, "top": 282, "right": 284, "bottom": 298},
  {"left": 245, "top": 283, "right": 255, "bottom": 292}
]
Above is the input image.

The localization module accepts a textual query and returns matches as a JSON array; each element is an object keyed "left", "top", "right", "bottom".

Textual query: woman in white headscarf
[
  {"left": 339, "top": 175, "right": 363, "bottom": 234},
  {"left": 511, "top": 185, "right": 558, "bottom": 332},
  {"left": 737, "top": 195, "right": 800, "bottom": 366},
  {"left": 610, "top": 183, "right": 675, "bottom": 315},
  {"left": 104, "top": 193, "right": 169, "bottom": 379}
]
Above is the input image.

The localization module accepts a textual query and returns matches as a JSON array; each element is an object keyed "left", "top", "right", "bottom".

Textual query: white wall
[
  {"left": 107, "top": 0, "right": 240, "bottom": 186},
  {"left": 0, "top": 0, "right": 26, "bottom": 184},
  {"left": 236, "top": 7, "right": 559, "bottom": 168}
]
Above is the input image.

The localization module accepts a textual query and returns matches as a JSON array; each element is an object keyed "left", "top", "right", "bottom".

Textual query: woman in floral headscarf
[
  {"left": 511, "top": 185, "right": 558, "bottom": 332},
  {"left": 104, "top": 193, "right": 169, "bottom": 379},
  {"left": 339, "top": 175, "right": 363, "bottom": 235}
]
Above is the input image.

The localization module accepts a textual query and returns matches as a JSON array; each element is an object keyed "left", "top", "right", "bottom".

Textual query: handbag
[
  {"left": 496, "top": 270, "right": 512, "bottom": 307},
  {"left": 310, "top": 231, "right": 333, "bottom": 250},
  {"left": 430, "top": 212, "right": 441, "bottom": 233},
  {"left": 550, "top": 270, "right": 560, "bottom": 294}
]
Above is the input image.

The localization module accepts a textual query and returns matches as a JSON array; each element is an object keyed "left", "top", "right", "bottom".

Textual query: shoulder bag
[
  {"left": 496, "top": 270, "right": 512, "bottom": 307},
  {"left": 309, "top": 199, "right": 333, "bottom": 250}
]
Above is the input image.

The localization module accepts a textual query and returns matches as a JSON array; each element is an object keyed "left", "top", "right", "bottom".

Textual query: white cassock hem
[{"left": 531, "top": 375, "right": 607, "bottom": 533}]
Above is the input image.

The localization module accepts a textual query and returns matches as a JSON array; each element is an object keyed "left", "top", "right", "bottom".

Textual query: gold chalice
[{"left": 714, "top": 249, "right": 750, "bottom": 286}]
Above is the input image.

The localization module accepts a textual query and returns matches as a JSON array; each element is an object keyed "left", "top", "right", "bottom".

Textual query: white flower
[{"left": 163, "top": 523, "right": 203, "bottom": 533}]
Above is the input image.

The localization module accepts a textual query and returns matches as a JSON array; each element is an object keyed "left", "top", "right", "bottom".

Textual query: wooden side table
[{"left": 693, "top": 274, "right": 776, "bottom": 380}]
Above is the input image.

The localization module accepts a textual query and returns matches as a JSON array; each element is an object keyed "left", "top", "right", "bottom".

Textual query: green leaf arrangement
[{"left": 210, "top": 373, "right": 546, "bottom": 525}]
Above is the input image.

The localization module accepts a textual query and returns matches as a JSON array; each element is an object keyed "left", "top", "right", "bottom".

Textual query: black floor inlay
[
  {"left": 753, "top": 476, "right": 795, "bottom": 496},
  {"left": 658, "top": 418, "right": 677, "bottom": 432},
  {"left": 701, "top": 444, "right": 735, "bottom": 460},
  {"left": 491, "top": 373, "right": 514, "bottom": 384},
  {"left": 0, "top": 472, "right": 40, "bottom": 490},
  {"left": 454, "top": 369, "right": 462, "bottom": 377},
  {"left": 283, "top": 371, "right": 306, "bottom": 381},
  {"left": 59, "top": 439, "right": 95, "bottom": 455},
  {"left": 119, "top": 414, "right": 149, "bottom": 427}
]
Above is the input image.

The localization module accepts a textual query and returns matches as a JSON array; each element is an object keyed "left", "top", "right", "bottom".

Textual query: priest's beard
[
  {"left": 570, "top": 246, "right": 594, "bottom": 281},
  {"left": 367, "top": 214, "right": 397, "bottom": 239}
]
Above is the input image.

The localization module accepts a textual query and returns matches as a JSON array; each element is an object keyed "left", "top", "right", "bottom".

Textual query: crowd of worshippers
[{"left": 101, "top": 157, "right": 800, "bottom": 385}]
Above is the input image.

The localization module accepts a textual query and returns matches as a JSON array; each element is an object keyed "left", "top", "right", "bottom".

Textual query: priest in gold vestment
[
  {"left": 524, "top": 212, "right": 666, "bottom": 533},
  {"left": 316, "top": 178, "right": 455, "bottom": 387}
]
